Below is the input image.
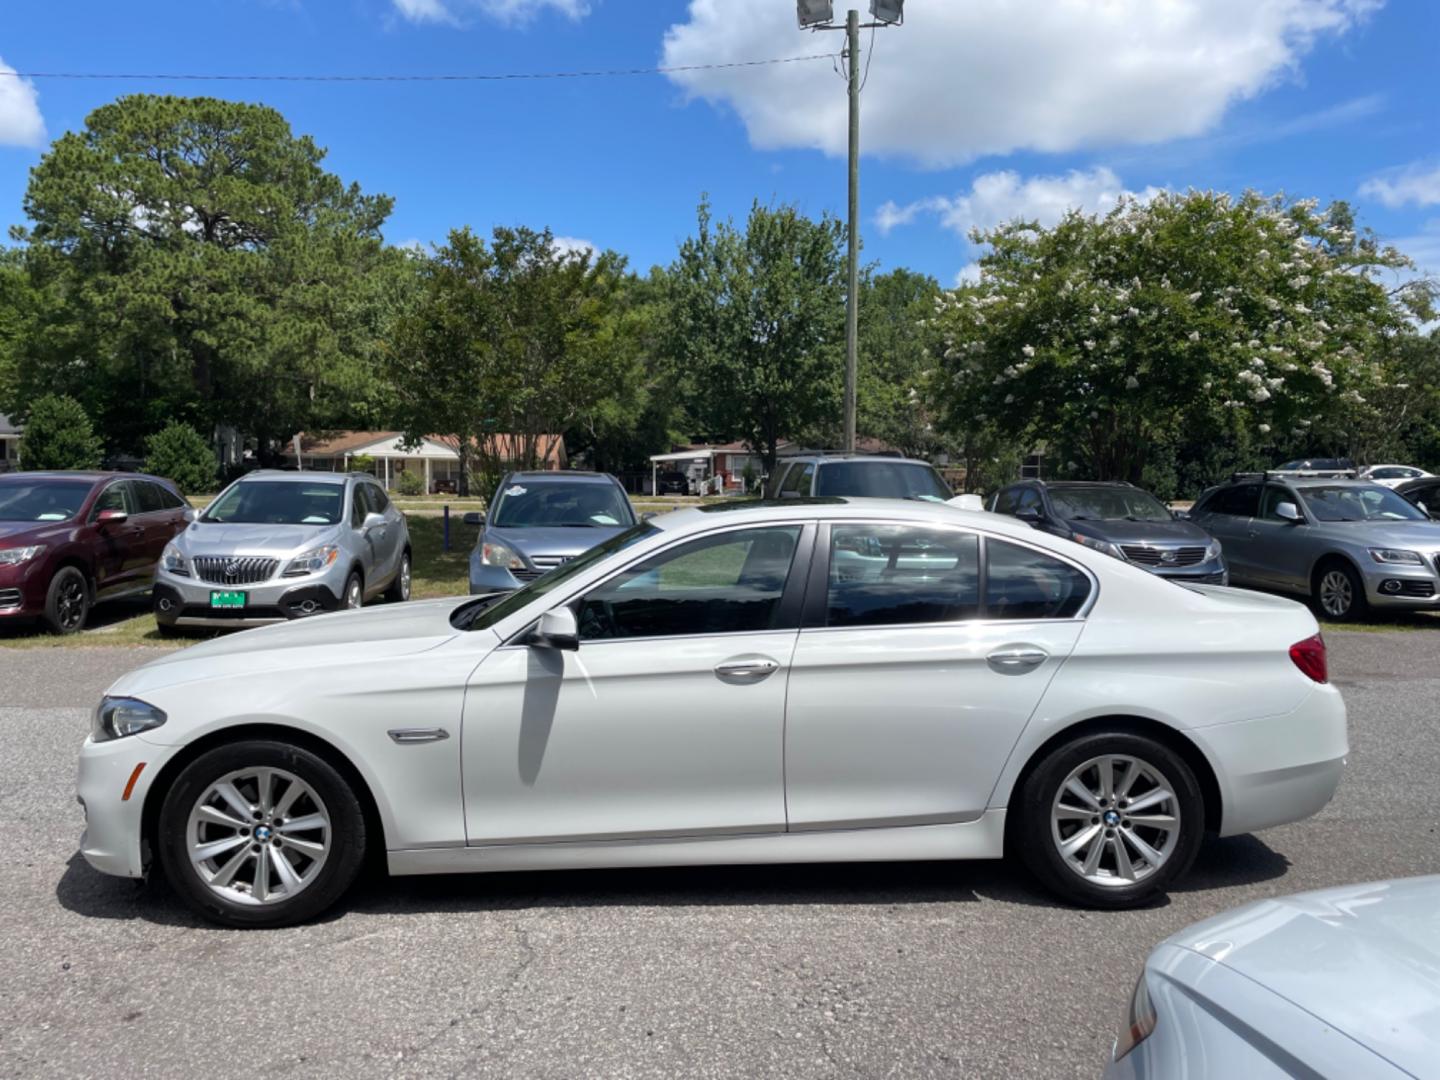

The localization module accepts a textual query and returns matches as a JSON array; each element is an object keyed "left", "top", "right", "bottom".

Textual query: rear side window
[
  {"left": 1201, "top": 484, "right": 1259, "bottom": 517},
  {"left": 134, "top": 481, "right": 168, "bottom": 514},
  {"left": 827, "top": 525, "right": 979, "bottom": 627},
  {"left": 985, "top": 540, "right": 1091, "bottom": 620}
]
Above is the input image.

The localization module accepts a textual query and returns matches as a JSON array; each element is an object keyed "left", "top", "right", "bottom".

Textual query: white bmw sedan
[{"left": 77, "top": 500, "right": 1347, "bottom": 928}]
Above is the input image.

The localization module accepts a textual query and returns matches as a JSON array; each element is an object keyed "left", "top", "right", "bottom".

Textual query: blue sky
[{"left": 1, "top": 0, "right": 1437, "bottom": 286}]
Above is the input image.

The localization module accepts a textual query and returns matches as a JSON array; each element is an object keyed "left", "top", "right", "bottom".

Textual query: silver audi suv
[{"left": 153, "top": 470, "right": 411, "bottom": 630}]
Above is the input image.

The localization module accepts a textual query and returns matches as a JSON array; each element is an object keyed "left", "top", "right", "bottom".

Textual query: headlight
[
  {"left": 91, "top": 697, "right": 167, "bottom": 742},
  {"left": 161, "top": 543, "right": 189, "bottom": 577},
  {"left": 1072, "top": 533, "right": 1125, "bottom": 560},
  {"left": 1112, "top": 971, "right": 1158, "bottom": 1061},
  {"left": 1369, "top": 548, "right": 1423, "bottom": 565},
  {"left": 0, "top": 545, "right": 44, "bottom": 565},
  {"left": 1204, "top": 538, "right": 1222, "bottom": 561},
  {"left": 283, "top": 544, "right": 341, "bottom": 577},
  {"left": 481, "top": 539, "right": 526, "bottom": 570}
]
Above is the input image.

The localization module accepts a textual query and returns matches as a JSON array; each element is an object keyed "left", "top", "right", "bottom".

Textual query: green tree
[
  {"left": 386, "top": 226, "right": 643, "bottom": 492},
  {"left": 928, "top": 191, "right": 1435, "bottom": 486},
  {"left": 145, "top": 421, "right": 219, "bottom": 493},
  {"left": 664, "top": 199, "right": 846, "bottom": 472},
  {"left": 19, "top": 393, "right": 103, "bottom": 470},
  {"left": 13, "top": 94, "right": 396, "bottom": 453},
  {"left": 858, "top": 268, "right": 943, "bottom": 456}
]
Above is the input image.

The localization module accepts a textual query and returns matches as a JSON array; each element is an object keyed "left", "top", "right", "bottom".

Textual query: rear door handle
[
  {"left": 714, "top": 657, "right": 780, "bottom": 682},
  {"left": 987, "top": 647, "right": 1049, "bottom": 674}
]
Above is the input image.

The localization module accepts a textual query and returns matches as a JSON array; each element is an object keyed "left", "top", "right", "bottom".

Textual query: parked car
[
  {"left": 1190, "top": 472, "right": 1440, "bottom": 621},
  {"left": 466, "top": 471, "right": 638, "bottom": 594},
  {"left": 1104, "top": 875, "right": 1440, "bottom": 1079},
  {"left": 79, "top": 498, "right": 1345, "bottom": 927},
  {"left": 0, "top": 471, "right": 192, "bottom": 634},
  {"left": 1274, "top": 457, "right": 1356, "bottom": 476},
  {"left": 763, "top": 453, "right": 954, "bottom": 502},
  {"left": 988, "top": 480, "right": 1227, "bottom": 584},
  {"left": 656, "top": 470, "right": 691, "bottom": 496},
  {"left": 1359, "top": 463, "right": 1433, "bottom": 488},
  {"left": 1396, "top": 474, "right": 1440, "bottom": 517},
  {"left": 152, "top": 470, "right": 410, "bottom": 631}
]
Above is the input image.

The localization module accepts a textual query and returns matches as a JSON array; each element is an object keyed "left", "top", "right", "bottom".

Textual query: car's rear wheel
[
  {"left": 344, "top": 571, "right": 364, "bottom": 610},
  {"left": 1016, "top": 732, "right": 1204, "bottom": 909},
  {"left": 43, "top": 566, "right": 90, "bottom": 634},
  {"left": 1313, "top": 561, "right": 1367, "bottom": 622},
  {"left": 385, "top": 551, "right": 411, "bottom": 603},
  {"left": 157, "top": 740, "right": 367, "bottom": 928}
]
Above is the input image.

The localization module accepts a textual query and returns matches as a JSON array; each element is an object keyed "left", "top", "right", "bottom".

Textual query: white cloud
[
  {"left": 661, "top": 0, "right": 1382, "bottom": 167},
  {"left": 877, "top": 167, "right": 1160, "bottom": 240},
  {"left": 551, "top": 235, "right": 596, "bottom": 258},
  {"left": 1360, "top": 163, "right": 1440, "bottom": 209},
  {"left": 392, "top": 0, "right": 590, "bottom": 26},
  {"left": 0, "top": 56, "right": 45, "bottom": 148}
]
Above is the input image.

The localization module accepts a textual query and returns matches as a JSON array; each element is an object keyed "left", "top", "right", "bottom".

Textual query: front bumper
[
  {"left": 153, "top": 564, "right": 347, "bottom": 627},
  {"left": 469, "top": 555, "right": 525, "bottom": 595},
  {"left": 1142, "top": 556, "right": 1228, "bottom": 586},
  {"left": 77, "top": 733, "right": 178, "bottom": 879},
  {"left": 1360, "top": 559, "right": 1440, "bottom": 609},
  {"left": 1193, "top": 683, "right": 1347, "bottom": 837},
  {"left": 0, "top": 558, "right": 48, "bottom": 618}
]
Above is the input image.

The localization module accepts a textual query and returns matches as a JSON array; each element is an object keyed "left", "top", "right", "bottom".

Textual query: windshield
[
  {"left": 201, "top": 481, "right": 345, "bottom": 525},
  {"left": 0, "top": 479, "right": 91, "bottom": 522},
  {"left": 1049, "top": 486, "right": 1172, "bottom": 522},
  {"left": 1300, "top": 485, "right": 1428, "bottom": 523},
  {"left": 453, "top": 522, "right": 658, "bottom": 631},
  {"left": 489, "top": 480, "right": 635, "bottom": 529},
  {"left": 813, "top": 462, "right": 952, "bottom": 501}
]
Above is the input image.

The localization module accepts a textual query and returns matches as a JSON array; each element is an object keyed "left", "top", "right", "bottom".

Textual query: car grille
[
  {"left": 191, "top": 555, "right": 280, "bottom": 586},
  {"left": 513, "top": 554, "right": 573, "bottom": 583},
  {"left": 0, "top": 587, "right": 21, "bottom": 610},
  {"left": 1121, "top": 545, "right": 1208, "bottom": 567}
]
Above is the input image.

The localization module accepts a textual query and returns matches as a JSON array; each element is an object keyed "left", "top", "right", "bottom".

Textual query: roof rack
[{"left": 1229, "top": 469, "right": 1359, "bottom": 483}]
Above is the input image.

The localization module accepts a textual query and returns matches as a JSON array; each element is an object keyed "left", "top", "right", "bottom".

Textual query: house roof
[{"left": 287, "top": 431, "right": 402, "bottom": 457}]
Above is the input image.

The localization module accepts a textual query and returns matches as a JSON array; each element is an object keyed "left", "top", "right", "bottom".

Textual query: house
[
  {"left": 284, "top": 431, "right": 566, "bottom": 493},
  {"left": 649, "top": 440, "right": 765, "bottom": 495},
  {"left": 0, "top": 414, "right": 20, "bottom": 472}
]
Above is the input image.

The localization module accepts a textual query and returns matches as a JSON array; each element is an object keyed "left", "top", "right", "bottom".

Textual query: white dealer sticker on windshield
[{"left": 504, "top": 485, "right": 527, "bottom": 497}]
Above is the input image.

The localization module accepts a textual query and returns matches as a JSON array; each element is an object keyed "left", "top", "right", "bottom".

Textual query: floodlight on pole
[
  {"left": 869, "top": 0, "right": 904, "bottom": 25},
  {"left": 796, "top": 0, "right": 835, "bottom": 29}
]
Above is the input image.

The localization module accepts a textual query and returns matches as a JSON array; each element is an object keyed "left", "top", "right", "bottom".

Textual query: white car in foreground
[
  {"left": 1105, "top": 875, "right": 1440, "bottom": 1079},
  {"left": 77, "top": 500, "right": 1347, "bottom": 928}
]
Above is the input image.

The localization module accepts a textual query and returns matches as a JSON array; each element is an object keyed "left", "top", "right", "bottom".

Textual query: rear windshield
[
  {"left": 813, "top": 462, "right": 952, "bottom": 501},
  {"left": 1300, "top": 485, "right": 1427, "bottom": 523},
  {"left": 490, "top": 481, "right": 635, "bottom": 529},
  {"left": 0, "top": 479, "right": 91, "bottom": 522},
  {"left": 201, "top": 481, "right": 345, "bottom": 525},
  {"left": 1049, "top": 486, "right": 1171, "bottom": 522}
]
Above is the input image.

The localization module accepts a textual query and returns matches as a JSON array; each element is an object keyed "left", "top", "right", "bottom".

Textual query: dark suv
[
  {"left": 764, "top": 454, "right": 954, "bottom": 502},
  {"left": 0, "top": 471, "right": 192, "bottom": 633},
  {"left": 989, "top": 479, "right": 1227, "bottom": 584}
]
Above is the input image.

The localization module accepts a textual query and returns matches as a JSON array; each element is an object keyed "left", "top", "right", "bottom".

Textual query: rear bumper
[{"left": 1194, "top": 684, "right": 1348, "bottom": 837}]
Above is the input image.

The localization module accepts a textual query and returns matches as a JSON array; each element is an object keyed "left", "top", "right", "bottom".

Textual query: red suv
[{"left": 0, "top": 471, "right": 192, "bottom": 634}]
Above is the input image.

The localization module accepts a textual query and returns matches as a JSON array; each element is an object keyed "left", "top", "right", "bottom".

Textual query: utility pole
[{"left": 844, "top": 8, "right": 860, "bottom": 453}]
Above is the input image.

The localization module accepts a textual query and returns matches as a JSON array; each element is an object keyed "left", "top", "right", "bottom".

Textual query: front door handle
[
  {"left": 987, "top": 647, "right": 1049, "bottom": 674},
  {"left": 714, "top": 657, "right": 780, "bottom": 682}
]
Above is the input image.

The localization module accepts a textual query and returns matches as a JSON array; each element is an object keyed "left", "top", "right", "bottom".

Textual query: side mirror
[
  {"left": 1276, "top": 501, "right": 1302, "bottom": 523},
  {"left": 1013, "top": 506, "right": 1043, "bottom": 524},
  {"left": 1171, "top": 508, "right": 1191, "bottom": 521},
  {"left": 183, "top": 507, "right": 198, "bottom": 523},
  {"left": 462, "top": 511, "right": 485, "bottom": 527},
  {"left": 641, "top": 511, "right": 657, "bottom": 522},
  {"left": 361, "top": 511, "right": 387, "bottom": 532},
  {"left": 532, "top": 606, "right": 579, "bottom": 651},
  {"left": 96, "top": 509, "right": 128, "bottom": 525}
]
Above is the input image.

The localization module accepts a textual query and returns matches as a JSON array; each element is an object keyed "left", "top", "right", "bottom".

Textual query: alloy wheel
[
  {"left": 1319, "top": 570, "right": 1353, "bottom": 617},
  {"left": 346, "top": 577, "right": 362, "bottom": 609},
  {"left": 400, "top": 557, "right": 411, "bottom": 600},
  {"left": 56, "top": 577, "right": 86, "bottom": 631},
  {"left": 185, "top": 767, "right": 331, "bottom": 906},
  {"left": 1050, "top": 754, "right": 1180, "bottom": 887}
]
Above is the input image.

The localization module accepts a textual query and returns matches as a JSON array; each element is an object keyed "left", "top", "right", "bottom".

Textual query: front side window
[
  {"left": 780, "top": 463, "right": 814, "bottom": 497},
  {"left": 367, "top": 484, "right": 391, "bottom": 513},
  {"left": 992, "top": 487, "right": 1020, "bottom": 515},
  {"left": 1259, "top": 485, "right": 1299, "bottom": 521},
  {"left": 0, "top": 480, "right": 91, "bottom": 522},
  {"left": 1300, "top": 485, "right": 1428, "bottom": 523},
  {"left": 91, "top": 482, "right": 134, "bottom": 519},
  {"left": 763, "top": 465, "right": 792, "bottom": 500},
  {"left": 827, "top": 524, "right": 979, "bottom": 627},
  {"left": 986, "top": 539, "right": 1092, "bottom": 620},
  {"left": 489, "top": 481, "right": 634, "bottom": 529},
  {"left": 577, "top": 526, "right": 802, "bottom": 640},
  {"left": 813, "top": 461, "right": 952, "bottom": 501},
  {"left": 1408, "top": 485, "right": 1440, "bottom": 516},
  {"left": 202, "top": 481, "right": 346, "bottom": 526}
]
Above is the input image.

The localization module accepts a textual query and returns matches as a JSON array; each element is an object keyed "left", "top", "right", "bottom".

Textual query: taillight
[{"left": 1289, "top": 633, "right": 1328, "bottom": 684}]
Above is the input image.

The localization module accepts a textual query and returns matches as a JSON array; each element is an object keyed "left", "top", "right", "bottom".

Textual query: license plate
[{"left": 210, "top": 591, "right": 247, "bottom": 609}]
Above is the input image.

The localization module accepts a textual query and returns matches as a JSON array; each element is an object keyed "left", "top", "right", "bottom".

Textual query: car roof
[
  {"left": 787, "top": 455, "right": 935, "bottom": 467},
  {"left": 503, "top": 471, "right": 617, "bottom": 484},
  {"left": 0, "top": 470, "right": 171, "bottom": 485},
  {"left": 1036, "top": 480, "right": 1136, "bottom": 489},
  {"left": 653, "top": 496, "right": 1041, "bottom": 540},
  {"left": 237, "top": 470, "right": 350, "bottom": 485}
]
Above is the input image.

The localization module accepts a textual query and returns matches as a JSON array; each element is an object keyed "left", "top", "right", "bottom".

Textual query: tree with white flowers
[{"left": 927, "top": 190, "right": 1436, "bottom": 485}]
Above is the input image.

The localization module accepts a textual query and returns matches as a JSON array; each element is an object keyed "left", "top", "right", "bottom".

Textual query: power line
[{"left": 0, "top": 53, "right": 838, "bottom": 84}]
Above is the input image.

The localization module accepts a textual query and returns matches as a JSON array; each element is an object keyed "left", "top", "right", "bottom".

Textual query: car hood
[
  {"left": 484, "top": 524, "right": 629, "bottom": 560},
  {"left": 107, "top": 597, "right": 476, "bottom": 697},
  {"left": 0, "top": 520, "right": 63, "bottom": 544},
  {"left": 178, "top": 521, "right": 341, "bottom": 554},
  {"left": 1068, "top": 518, "right": 1213, "bottom": 545},
  {"left": 1307, "top": 519, "right": 1440, "bottom": 550},
  {"left": 1168, "top": 876, "right": 1440, "bottom": 1078}
]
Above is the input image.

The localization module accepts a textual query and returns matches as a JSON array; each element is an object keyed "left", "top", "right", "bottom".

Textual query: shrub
[
  {"left": 145, "top": 422, "right": 219, "bottom": 494},
  {"left": 19, "top": 394, "right": 103, "bottom": 470},
  {"left": 396, "top": 470, "right": 424, "bottom": 496}
]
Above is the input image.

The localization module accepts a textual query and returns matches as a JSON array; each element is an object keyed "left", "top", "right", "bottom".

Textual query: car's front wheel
[
  {"left": 43, "top": 565, "right": 90, "bottom": 634},
  {"left": 1016, "top": 732, "right": 1204, "bottom": 909},
  {"left": 1313, "top": 560, "right": 1368, "bottom": 622},
  {"left": 343, "top": 571, "right": 364, "bottom": 610},
  {"left": 156, "top": 740, "right": 367, "bottom": 928}
]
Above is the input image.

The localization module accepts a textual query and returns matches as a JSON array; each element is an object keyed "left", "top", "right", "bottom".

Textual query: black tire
[
  {"left": 343, "top": 570, "right": 364, "bottom": 611},
  {"left": 1015, "top": 732, "right": 1205, "bottom": 909},
  {"left": 1312, "top": 560, "right": 1368, "bottom": 623},
  {"left": 156, "top": 739, "right": 368, "bottom": 928},
  {"left": 43, "top": 565, "right": 90, "bottom": 634},
  {"left": 384, "top": 550, "right": 411, "bottom": 603}
]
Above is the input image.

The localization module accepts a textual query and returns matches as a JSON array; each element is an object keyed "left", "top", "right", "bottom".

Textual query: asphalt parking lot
[{"left": 2, "top": 634, "right": 1437, "bottom": 1080}]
